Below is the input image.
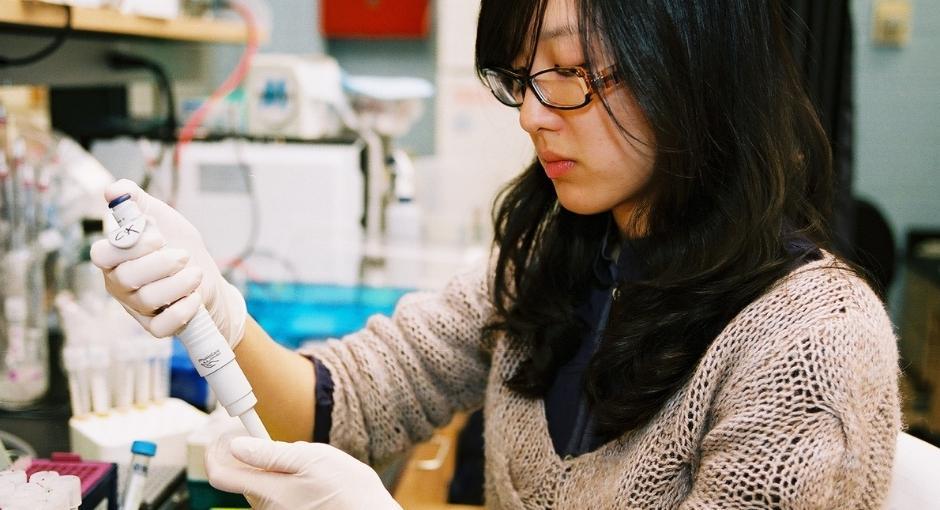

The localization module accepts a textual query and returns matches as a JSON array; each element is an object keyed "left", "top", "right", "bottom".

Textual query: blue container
[{"left": 245, "top": 282, "right": 412, "bottom": 349}]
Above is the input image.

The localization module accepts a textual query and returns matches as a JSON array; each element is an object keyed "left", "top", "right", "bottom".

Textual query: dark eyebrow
[{"left": 540, "top": 24, "right": 578, "bottom": 40}]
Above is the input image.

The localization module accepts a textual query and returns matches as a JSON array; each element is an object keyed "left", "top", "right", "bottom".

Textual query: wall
[{"left": 851, "top": 0, "right": 940, "bottom": 253}]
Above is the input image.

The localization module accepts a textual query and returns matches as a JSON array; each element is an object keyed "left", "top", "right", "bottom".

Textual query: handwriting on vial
[
  {"left": 113, "top": 226, "right": 141, "bottom": 241},
  {"left": 199, "top": 350, "right": 222, "bottom": 369},
  {"left": 109, "top": 217, "right": 148, "bottom": 249}
]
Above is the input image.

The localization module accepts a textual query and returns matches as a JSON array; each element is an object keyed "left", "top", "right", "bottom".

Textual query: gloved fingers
[
  {"left": 90, "top": 224, "right": 166, "bottom": 270},
  {"left": 147, "top": 292, "right": 203, "bottom": 338},
  {"left": 228, "top": 437, "right": 309, "bottom": 475},
  {"left": 205, "top": 433, "right": 250, "bottom": 495},
  {"left": 119, "top": 304, "right": 159, "bottom": 337},
  {"left": 108, "top": 248, "right": 191, "bottom": 291},
  {"left": 118, "top": 266, "right": 203, "bottom": 315},
  {"left": 205, "top": 434, "right": 286, "bottom": 499}
]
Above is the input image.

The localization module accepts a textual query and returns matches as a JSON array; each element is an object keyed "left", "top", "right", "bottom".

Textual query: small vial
[
  {"left": 120, "top": 440, "right": 156, "bottom": 510},
  {"left": 150, "top": 340, "right": 172, "bottom": 402}
]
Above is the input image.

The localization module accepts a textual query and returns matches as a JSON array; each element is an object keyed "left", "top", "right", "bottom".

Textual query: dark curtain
[{"left": 782, "top": 0, "right": 856, "bottom": 254}]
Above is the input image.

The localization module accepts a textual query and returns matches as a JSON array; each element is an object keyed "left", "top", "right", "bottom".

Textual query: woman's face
[{"left": 518, "top": 0, "right": 656, "bottom": 235}]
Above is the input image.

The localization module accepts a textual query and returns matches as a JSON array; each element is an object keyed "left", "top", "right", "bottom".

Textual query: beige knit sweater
[{"left": 302, "top": 253, "right": 900, "bottom": 509}]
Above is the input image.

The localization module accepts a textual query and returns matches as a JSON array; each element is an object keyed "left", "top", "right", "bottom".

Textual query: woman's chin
[{"left": 554, "top": 189, "right": 610, "bottom": 216}]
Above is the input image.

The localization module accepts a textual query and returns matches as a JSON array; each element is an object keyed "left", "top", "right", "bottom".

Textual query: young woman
[{"left": 92, "top": 0, "right": 900, "bottom": 508}]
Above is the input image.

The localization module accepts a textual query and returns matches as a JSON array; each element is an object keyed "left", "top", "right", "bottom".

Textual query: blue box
[{"left": 245, "top": 282, "right": 411, "bottom": 349}]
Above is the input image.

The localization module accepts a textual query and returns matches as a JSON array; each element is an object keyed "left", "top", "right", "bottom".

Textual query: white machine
[
  {"left": 88, "top": 137, "right": 366, "bottom": 285},
  {"left": 174, "top": 139, "right": 366, "bottom": 285},
  {"left": 246, "top": 54, "right": 352, "bottom": 140}
]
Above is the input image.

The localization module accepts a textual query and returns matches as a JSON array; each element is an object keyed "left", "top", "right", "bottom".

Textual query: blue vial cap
[
  {"left": 131, "top": 440, "right": 157, "bottom": 457},
  {"left": 108, "top": 193, "right": 132, "bottom": 209}
]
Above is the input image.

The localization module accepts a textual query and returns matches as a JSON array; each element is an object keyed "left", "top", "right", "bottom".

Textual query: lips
[{"left": 539, "top": 150, "right": 575, "bottom": 179}]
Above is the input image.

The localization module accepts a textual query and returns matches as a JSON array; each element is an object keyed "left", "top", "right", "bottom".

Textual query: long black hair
[{"left": 476, "top": 0, "right": 835, "bottom": 438}]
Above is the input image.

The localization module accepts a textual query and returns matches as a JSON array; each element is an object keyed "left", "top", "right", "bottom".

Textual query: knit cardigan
[{"left": 301, "top": 253, "right": 900, "bottom": 509}]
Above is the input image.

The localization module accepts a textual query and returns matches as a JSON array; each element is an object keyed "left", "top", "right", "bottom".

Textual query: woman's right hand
[{"left": 90, "top": 179, "right": 247, "bottom": 347}]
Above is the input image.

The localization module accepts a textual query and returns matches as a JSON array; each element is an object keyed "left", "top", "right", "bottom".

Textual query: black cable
[
  {"left": 0, "top": 6, "right": 72, "bottom": 68},
  {"left": 105, "top": 52, "right": 177, "bottom": 140},
  {"left": 106, "top": 51, "right": 179, "bottom": 191}
]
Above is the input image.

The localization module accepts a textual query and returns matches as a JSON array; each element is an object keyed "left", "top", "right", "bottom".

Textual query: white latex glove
[
  {"left": 89, "top": 179, "right": 247, "bottom": 346},
  {"left": 205, "top": 435, "right": 402, "bottom": 510}
]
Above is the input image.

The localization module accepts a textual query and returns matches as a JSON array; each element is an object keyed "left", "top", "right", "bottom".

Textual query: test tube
[
  {"left": 87, "top": 344, "right": 111, "bottom": 414},
  {"left": 120, "top": 440, "right": 156, "bottom": 510},
  {"left": 111, "top": 342, "right": 136, "bottom": 410},
  {"left": 133, "top": 338, "right": 152, "bottom": 407},
  {"left": 150, "top": 340, "right": 171, "bottom": 403},
  {"left": 61, "top": 345, "right": 91, "bottom": 417}
]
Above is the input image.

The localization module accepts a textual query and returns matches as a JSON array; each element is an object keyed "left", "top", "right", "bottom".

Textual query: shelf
[{"left": 0, "top": 0, "right": 265, "bottom": 44}]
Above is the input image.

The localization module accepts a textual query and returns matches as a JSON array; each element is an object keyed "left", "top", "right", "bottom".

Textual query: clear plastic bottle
[{"left": 0, "top": 145, "right": 49, "bottom": 409}]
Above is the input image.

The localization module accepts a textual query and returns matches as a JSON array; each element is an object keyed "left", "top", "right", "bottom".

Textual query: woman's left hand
[{"left": 205, "top": 435, "right": 402, "bottom": 510}]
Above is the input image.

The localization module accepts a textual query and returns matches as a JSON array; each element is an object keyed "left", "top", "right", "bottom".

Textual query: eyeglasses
[{"left": 480, "top": 65, "right": 619, "bottom": 110}]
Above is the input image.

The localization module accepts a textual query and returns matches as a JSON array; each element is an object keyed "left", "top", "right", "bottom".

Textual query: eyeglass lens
[{"left": 484, "top": 68, "right": 590, "bottom": 108}]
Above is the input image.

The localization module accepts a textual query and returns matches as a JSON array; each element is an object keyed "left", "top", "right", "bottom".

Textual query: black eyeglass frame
[{"left": 481, "top": 65, "right": 619, "bottom": 110}]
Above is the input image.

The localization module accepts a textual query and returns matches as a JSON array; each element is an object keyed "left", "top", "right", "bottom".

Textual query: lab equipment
[
  {"left": 106, "top": 194, "right": 269, "bottom": 440},
  {"left": 246, "top": 54, "right": 352, "bottom": 140},
  {"left": 0, "top": 137, "right": 51, "bottom": 408},
  {"left": 57, "top": 292, "right": 174, "bottom": 417},
  {"left": 167, "top": 139, "right": 365, "bottom": 284},
  {"left": 70, "top": 397, "right": 208, "bottom": 466},
  {"left": 344, "top": 75, "right": 433, "bottom": 247},
  {"left": 120, "top": 440, "right": 155, "bottom": 510}
]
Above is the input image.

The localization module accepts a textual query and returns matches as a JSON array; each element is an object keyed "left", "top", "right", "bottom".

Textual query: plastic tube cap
[
  {"left": 29, "top": 470, "right": 59, "bottom": 486},
  {"left": 0, "top": 470, "right": 27, "bottom": 485},
  {"left": 131, "top": 440, "right": 157, "bottom": 457},
  {"left": 107, "top": 193, "right": 132, "bottom": 209}
]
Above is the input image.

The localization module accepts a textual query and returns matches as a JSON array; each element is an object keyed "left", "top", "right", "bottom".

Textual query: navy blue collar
[{"left": 593, "top": 218, "right": 648, "bottom": 287}]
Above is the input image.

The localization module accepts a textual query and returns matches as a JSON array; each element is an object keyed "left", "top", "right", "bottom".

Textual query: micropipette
[{"left": 106, "top": 194, "right": 269, "bottom": 440}]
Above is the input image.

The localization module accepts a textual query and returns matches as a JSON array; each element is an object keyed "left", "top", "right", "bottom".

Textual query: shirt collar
[{"left": 593, "top": 216, "right": 647, "bottom": 286}]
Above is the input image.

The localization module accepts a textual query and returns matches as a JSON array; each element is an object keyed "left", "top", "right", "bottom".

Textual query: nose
[{"left": 518, "top": 91, "right": 563, "bottom": 135}]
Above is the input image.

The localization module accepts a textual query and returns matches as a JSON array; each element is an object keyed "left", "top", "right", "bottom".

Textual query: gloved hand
[
  {"left": 90, "top": 179, "right": 247, "bottom": 346},
  {"left": 205, "top": 435, "right": 402, "bottom": 510}
]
